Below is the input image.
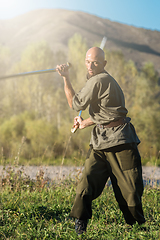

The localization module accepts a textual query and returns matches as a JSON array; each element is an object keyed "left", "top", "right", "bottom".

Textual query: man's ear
[{"left": 104, "top": 60, "right": 107, "bottom": 67}]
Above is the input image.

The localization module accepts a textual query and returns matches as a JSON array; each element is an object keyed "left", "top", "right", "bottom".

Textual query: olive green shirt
[{"left": 72, "top": 71, "right": 140, "bottom": 150}]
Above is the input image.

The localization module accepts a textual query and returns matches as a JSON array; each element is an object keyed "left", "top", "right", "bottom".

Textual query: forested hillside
[
  {"left": 0, "top": 33, "right": 160, "bottom": 165},
  {"left": 0, "top": 9, "right": 160, "bottom": 75}
]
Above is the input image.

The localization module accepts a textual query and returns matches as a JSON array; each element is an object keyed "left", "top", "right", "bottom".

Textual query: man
[{"left": 56, "top": 47, "right": 145, "bottom": 235}]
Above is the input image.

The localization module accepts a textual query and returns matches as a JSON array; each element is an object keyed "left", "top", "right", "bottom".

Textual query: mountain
[{"left": 0, "top": 9, "right": 160, "bottom": 75}]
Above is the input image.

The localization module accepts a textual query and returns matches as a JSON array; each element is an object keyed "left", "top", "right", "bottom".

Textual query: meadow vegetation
[{"left": 0, "top": 166, "right": 160, "bottom": 239}]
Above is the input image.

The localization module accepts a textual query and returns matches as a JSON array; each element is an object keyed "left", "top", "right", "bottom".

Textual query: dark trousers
[{"left": 70, "top": 143, "right": 145, "bottom": 225}]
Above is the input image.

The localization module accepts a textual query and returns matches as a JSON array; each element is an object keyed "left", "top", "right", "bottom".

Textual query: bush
[{"left": 0, "top": 112, "right": 90, "bottom": 163}]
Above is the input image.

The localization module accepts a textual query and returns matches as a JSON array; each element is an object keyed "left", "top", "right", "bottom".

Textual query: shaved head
[
  {"left": 85, "top": 47, "right": 107, "bottom": 78},
  {"left": 86, "top": 47, "right": 105, "bottom": 62}
]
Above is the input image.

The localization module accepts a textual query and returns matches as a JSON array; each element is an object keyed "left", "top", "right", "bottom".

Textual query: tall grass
[
  {"left": 0, "top": 135, "right": 160, "bottom": 239},
  {"left": 0, "top": 167, "right": 160, "bottom": 240}
]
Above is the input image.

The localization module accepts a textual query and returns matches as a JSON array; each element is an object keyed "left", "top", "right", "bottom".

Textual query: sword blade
[
  {"left": 0, "top": 68, "right": 57, "bottom": 80},
  {"left": 0, "top": 62, "right": 71, "bottom": 80}
]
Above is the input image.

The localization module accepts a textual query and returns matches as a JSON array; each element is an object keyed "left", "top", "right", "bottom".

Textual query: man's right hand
[{"left": 56, "top": 64, "right": 69, "bottom": 78}]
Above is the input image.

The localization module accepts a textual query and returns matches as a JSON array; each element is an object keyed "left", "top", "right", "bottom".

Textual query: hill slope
[{"left": 0, "top": 9, "right": 160, "bottom": 74}]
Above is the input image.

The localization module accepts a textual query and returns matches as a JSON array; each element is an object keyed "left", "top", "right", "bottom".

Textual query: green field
[{"left": 0, "top": 168, "right": 159, "bottom": 240}]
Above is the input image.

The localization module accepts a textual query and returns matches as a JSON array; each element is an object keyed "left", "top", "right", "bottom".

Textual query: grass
[
  {"left": 141, "top": 156, "right": 160, "bottom": 167},
  {"left": 1, "top": 156, "right": 160, "bottom": 167},
  {"left": 1, "top": 155, "right": 86, "bottom": 166},
  {"left": 0, "top": 168, "right": 160, "bottom": 240}
]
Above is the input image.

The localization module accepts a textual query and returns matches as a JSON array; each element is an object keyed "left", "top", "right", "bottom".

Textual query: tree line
[{"left": 0, "top": 33, "right": 160, "bottom": 165}]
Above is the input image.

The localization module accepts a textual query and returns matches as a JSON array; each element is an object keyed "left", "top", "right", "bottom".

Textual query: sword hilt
[{"left": 71, "top": 110, "right": 82, "bottom": 133}]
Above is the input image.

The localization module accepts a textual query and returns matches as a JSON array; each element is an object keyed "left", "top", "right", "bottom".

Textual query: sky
[{"left": 0, "top": 0, "right": 159, "bottom": 31}]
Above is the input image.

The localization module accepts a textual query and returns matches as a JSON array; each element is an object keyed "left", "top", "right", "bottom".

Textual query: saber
[
  {"left": 0, "top": 62, "right": 71, "bottom": 80},
  {"left": 100, "top": 36, "right": 107, "bottom": 50}
]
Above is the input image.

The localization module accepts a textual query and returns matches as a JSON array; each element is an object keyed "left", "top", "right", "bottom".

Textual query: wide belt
[{"left": 97, "top": 118, "right": 125, "bottom": 129}]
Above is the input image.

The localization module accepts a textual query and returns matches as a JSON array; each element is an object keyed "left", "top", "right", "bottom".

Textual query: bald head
[
  {"left": 85, "top": 47, "right": 107, "bottom": 77},
  {"left": 86, "top": 47, "right": 105, "bottom": 62}
]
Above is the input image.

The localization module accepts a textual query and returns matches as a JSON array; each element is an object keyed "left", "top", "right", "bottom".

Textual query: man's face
[{"left": 85, "top": 48, "right": 106, "bottom": 78}]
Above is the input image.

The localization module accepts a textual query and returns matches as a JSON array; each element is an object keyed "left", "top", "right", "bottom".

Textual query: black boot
[{"left": 75, "top": 219, "right": 88, "bottom": 235}]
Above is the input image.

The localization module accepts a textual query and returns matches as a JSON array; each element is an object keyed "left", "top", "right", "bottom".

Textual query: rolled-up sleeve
[{"left": 72, "top": 78, "right": 98, "bottom": 111}]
